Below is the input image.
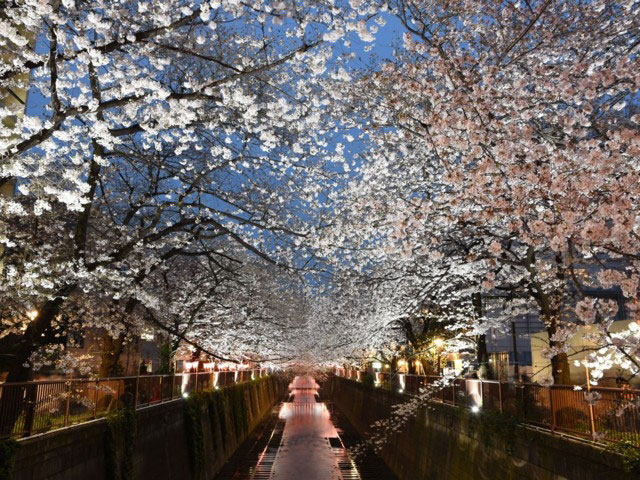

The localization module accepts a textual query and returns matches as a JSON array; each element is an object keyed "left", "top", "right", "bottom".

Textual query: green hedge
[
  {"left": 0, "top": 439, "right": 19, "bottom": 480},
  {"left": 104, "top": 408, "right": 137, "bottom": 480},
  {"left": 609, "top": 441, "right": 640, "bottom": 474},
  {"left": 183, "top": 376, "right": 279, "bottom": 480}
]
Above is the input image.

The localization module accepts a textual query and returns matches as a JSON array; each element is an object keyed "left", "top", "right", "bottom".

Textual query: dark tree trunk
[
  {"left": 472, "top": 293, "right": 491, "bottom": 379},
  {"left": 5, "top": 285, "right": 74, "bottom": 382},
  {"left": 420, "top": 357, "right": 433, "bottom": 376},
  {"left": 408, "top": 359, "right": 417, "bottom": 375},
  {"left": 390, "top": 356, "right": 398, "bottom": 373},
  {"left": 0, "top": 284, "right": 74, "bottom": 436},
  {"left": 547, "top": 318, "right": 572, "bottom": 385},
  {"left": 476, "top": 334, "right": 491, "bottom": 379},
  {"left": 99, "top": 331, "right": 127, "bottom": 378}
]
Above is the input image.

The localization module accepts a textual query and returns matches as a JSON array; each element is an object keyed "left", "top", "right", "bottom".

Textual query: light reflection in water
[{"left": 271, "top": 375, "right": 346, "bottom": 480}]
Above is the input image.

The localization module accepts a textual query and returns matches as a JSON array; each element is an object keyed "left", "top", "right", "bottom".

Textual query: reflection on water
[
  {"left": 278, "top": 402, "right": 328, "bottom": 419},
  {"left": 271, "top": 375, "right": 351, "bottom": 480},
  {"left": 215, "top": 375, "right": 393, "bottom": 480}
]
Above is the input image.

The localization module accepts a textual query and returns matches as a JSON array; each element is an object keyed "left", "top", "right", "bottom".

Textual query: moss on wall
[
  {"left": 610, "top": 441, "right": 640, "bottom": 474},
  {"left": 182, "top": 376, "right": 281, "bottom": 480},
  {"left": 184, "top": 395, "right": 206, "bottom": 480},
  {"left": 105, "top": 408, "right": 137, "bottom": 480},
  {"left": 0, "top": 439, "right": 19, "bottom": 480},
  {"left": 328, "top": 376, "right": 637, "bottom": 480}
]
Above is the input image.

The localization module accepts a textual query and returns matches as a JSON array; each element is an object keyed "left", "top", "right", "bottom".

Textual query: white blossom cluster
[{"left": 2, "top": 1, "right": 640, "bottom": 404}]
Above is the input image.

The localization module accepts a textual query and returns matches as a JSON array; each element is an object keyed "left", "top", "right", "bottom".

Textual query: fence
[
  {"left": 335, "top": 368, "right": 640, "bottom": 447},
  {"left": 0, "top": 368, "right": 268, "bottom": 439}
]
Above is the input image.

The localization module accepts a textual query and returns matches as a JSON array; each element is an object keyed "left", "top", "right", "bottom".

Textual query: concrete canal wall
[
  {"left": 325, "top": 376, "right": 638, "bottom": 480},
  {"left": 8, "top": 376, "right": 283, "bottom": 480}
]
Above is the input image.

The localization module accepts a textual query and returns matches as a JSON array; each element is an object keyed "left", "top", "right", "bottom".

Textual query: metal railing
[
  {"left": 335, "top": 368, "right": 640, "bottom": 447},
  {"left": 0, "top": 368, "right": 268, "bottom": 439}
]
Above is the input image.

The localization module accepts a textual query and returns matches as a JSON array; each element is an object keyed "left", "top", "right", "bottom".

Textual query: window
[{"left": 508, "top": 351, "right": 532, "bottom": 366}]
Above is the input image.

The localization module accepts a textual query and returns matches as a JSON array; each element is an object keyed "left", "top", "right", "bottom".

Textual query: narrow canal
[{"left": 215, "top": 375, "right": 396, "bottom": 480}]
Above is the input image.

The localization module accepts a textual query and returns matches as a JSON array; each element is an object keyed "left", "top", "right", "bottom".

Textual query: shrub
[{"left": 610, "top": 441, "right": 640, "bottom": 474}]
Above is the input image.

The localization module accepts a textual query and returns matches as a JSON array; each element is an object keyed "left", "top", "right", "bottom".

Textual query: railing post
[
  {"left": 586, "top": 367, "right": 596, "bottom": 439},
  {"left": 496, "top": 368, "right": 503, "bottom": 413},
  {"left": 452, "top": 380, "right": 456, "bottom": 406},
  {"left": 171, "top": 372, "right": 176, "bottom": 400},
  {"left": 64, "top": 381, "right": 71, "bottom": 427},
  {"left": 549, "top": 386, "right": 556, "bottom": 433},
  {"left": 195, "top": 362, "right": 199, "bottom": 391},
  {"left": 93, "top": 380, "right": 99, "bottom": 419},
  {"left": 134, "top": 369, "right": 140, "bottom": 408},
  {"left": 24, "top": 383, "right": 37, "bottom": 437}
]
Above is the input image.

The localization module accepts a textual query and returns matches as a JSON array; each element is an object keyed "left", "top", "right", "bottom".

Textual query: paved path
[{"left": 270, "top": 376, "right": 354, "bottom": 480}]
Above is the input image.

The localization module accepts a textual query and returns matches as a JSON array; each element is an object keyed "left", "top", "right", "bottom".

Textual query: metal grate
[
  {"left": 327, "top": 402, "right": 399, "bottom": 480},
  {"left": 334, "top": 448, "right": 361, "bottom": 480},
  {"left": 214, "top": 406, "right": 284, "bottom": 480}
]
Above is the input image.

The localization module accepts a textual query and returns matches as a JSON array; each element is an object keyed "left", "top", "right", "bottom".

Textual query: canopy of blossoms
[{"left": 1, "top": 0, "right": 639, "bottom": 389}]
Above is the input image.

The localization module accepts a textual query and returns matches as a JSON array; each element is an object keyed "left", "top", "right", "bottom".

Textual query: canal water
[{"left": 215, "top": 375, "right": 396, "bottom": 480}]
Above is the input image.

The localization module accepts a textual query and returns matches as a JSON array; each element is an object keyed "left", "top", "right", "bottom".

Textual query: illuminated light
[
  {"left": 433, "top": 338, "right": 444, "bottom": 348},
  {"left": 140, "top": 331, "right": 154, "bottom": 341},
  {"left": 397, "top": 360, "right": 407, "bottom": 367},
  {"left": 385, "top": 364, "right": 390, "bottom": 368},
  {"left": 182, "top": 392, "right": 189, "bottom": 399},
  {"left": 184, "top": 361, "right": 199, "bottom": 371},
  {"left": 372, "top": 362, "right": 382, "bottom": 369},
  {"left": 398, "top": 389, "right": 404, "bottom": 393},
  {"left": 27, "top": 310, "right": 38, "bottom": 320},
  {"left": 181, "top": 374, "right": 189, "bottom": 395},
  {"left": 471, "top": 405, "right": 480, "bottom": 413}
]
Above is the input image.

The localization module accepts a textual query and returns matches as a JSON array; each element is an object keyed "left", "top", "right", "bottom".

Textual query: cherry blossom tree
[
  {"left": 3, "top": 0, "right": 639, "bottom": 397},
  {"left": 0, "top": 0, "right": 356, "bottom": 391},
  {"left": 322, "top": 0, "right": 640, "bottom": 384}
]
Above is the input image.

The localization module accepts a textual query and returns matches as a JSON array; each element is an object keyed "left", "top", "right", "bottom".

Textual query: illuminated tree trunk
[
  {"left": 546, "top": 315, "right": 572, "bottom": 385},
  {"left": 99, "top": 332, "right": 127, "bottom": 378},
  {"left": 472, "top": 293, "right": 491, "bottom": 379}
]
